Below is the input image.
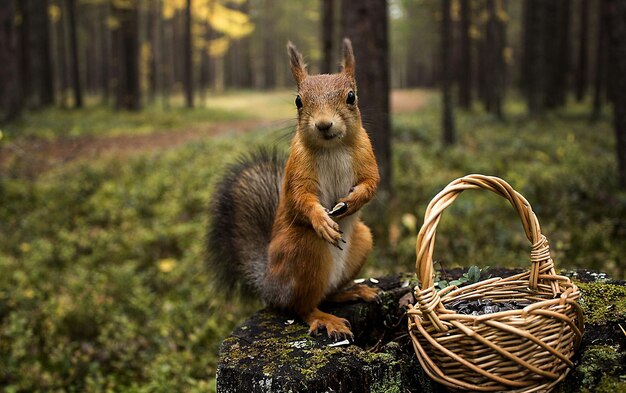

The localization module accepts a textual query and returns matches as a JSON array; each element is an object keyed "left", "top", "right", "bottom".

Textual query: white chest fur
[
  {"left": 315, "top": 148, "right": 355, "bottom": 210},
  {"left": 315, "top": 148, "right": 356, "bottom": 294}
]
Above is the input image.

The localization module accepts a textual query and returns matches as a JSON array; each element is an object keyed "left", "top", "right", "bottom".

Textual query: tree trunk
[
  {"left": 481, "top": 0, "right": 506, "bottom": 118},
  {"left": 441, "top": 0, "right": 456, "bottom": 145},
  {"left": 547, "top": 0, "right": 571, "bottom": 109},
  {"left": 521, "top": 0, "right": 570, "bottom": 114},
  {"left": 239, "top": 0, "right": 253, "bottom": 88},
  {"left": 33, "top": 0, "right": 55, "bottom": 106},
  {"left": 263, "top": 0, "right": 276, "bottom": 89},
  {"left": 575, "top": 0, "right": 589, "bottom": 102},
  {"left": 100, "top": 4, "right": 110, "bottom": 105},
  {"left": 55, "top": 0, "right": 69, "bottom": 107},
  {"left": 184, "top": 0, "right": 193, "bottom": 107},
  {"left": 67, "top": 0, "right": 82, "bottom": 108},
  {"left": 608, "top": 0, "right": 626, "bottom": 189},
  {"left": 458, "top": 0, "right": 472, "bottom": 109},
  {"left": 592, "top": 0, "right": 608, "bottom": 121},
  {"left": 320, "top": 0, "right": 334, "bottom": 74},
  {"left": 114, "top": 2, "right": 141, "bottom": 111},
  {"left": 0, "top": 0, "right": 22, "bottom": 122},
  {"left": 341, "top": 0, "right": 391, "bottom": 196},
  {"left": 18, "top": 0, "right": 31, "bottom": 107}
]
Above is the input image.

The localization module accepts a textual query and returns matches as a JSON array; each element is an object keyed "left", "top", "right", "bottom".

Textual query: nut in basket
[{"left": 408, "top": 174, "right": 584, "bottom": 392}]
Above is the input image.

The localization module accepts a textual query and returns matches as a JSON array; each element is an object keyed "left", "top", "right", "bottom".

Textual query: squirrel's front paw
[{"left": 311, "top": 211, "right": 344, "bottom": 249}]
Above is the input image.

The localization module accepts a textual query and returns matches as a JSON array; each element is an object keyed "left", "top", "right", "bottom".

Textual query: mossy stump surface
[{"left": 216, "top": 271, "right": 626, "bottom": 392}]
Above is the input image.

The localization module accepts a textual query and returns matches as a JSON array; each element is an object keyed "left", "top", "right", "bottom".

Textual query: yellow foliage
[
  {"left": 107, "top": 15, "right": 120, "bottom": 29},
  {"left": 158, "top": 258, "right": 178, "bottom": 273},
  {"left": 502, "top": 46, "right": 514, "bottom": 65},
  {"left": 163, "top": 0, "right": 185, "bottom": 20},
  {"left": 112, "top": 0, "right": 136, "bottom": 9},
  {"left": 49, "top": 4, "right": 62, "bottom": 24},
  {"left": 209, "top": 2, "right": 254, "bottom": 39},
  {"left": 208, "top": 36, "right": 230, "bottom": 57}
]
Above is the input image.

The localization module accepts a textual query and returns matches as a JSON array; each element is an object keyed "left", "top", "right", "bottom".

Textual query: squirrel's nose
[{"left": 315, "top": 121, "right": 333, "bottom": 132}]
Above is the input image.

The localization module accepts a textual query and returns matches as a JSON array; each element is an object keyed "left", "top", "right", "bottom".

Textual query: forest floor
[
  {"left": 0, "top": 89, "right": 430, "bottom": 177},
  {"left": 1, "top": 89, "right": 623, "bottom": 393}
]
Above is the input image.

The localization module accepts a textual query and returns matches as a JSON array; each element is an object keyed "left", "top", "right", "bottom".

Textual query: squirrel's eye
[
  {"left": 295, "top": 95, "right": 303, "bottom": 109},
  {"left": 347, "top": 91, "right": 356, "bottom": 105}
]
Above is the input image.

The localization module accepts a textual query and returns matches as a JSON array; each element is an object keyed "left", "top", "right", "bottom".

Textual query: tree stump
[{"left": 217, "top": 271, "right": 626, "bottom": 392}]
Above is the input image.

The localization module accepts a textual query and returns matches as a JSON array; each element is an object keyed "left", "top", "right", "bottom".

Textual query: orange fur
[{"left": 266, "top": 40, "right": 380, "bottom": 338}]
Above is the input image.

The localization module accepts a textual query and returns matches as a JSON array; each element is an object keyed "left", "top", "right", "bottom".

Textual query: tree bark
[
  {"left": 608, "top": 0, "right": 626, "bottom": 189},
  {"left": 441, "top": 0, "right": 456, "bottom": 145},
  {"left": 67, "top": 0, "right": 82, "bottom": 107},
  {"left": 481, "top": 0, "right": 506, "bottom": 118},
  {"left": 33, "top": 0, "right": 55, "bottom": 106},
  {"left": 547, "top": 0, "right": 571, "bottom": 109},
  {"left": 0, "top": 0, "right": 23, "bottom": 122},
  {"left": 100, "top": 4, "right": 110, "bottom": 105},
  {"left": 320, "top": 0, "right": 334, "bottom": 74},
  {"left": 18, "top": 0, "right": 31, "bottom": 107},
  {"left": 263, "top": 0, "right": 276, "bottom": 89},
  {"left": 458, "top": 0, "right": 472, "bottom": 109},
  {"left": 575, "top": 0, "right": 590, "bottom": 102},
  {"left": 114, "top": 2, "right": 141, "bottom": 111},
  {"left": 184, "top": 0, "right": 193, "bottom": 107},
  {"left": 341, "top": 0, "right": 391, "bottom": 196},
  {"left": 521, "top": 0, "right": 571, "bottom": 113},
  {"left": 592, "top": 0, "right": 608, "bottom": 121}
]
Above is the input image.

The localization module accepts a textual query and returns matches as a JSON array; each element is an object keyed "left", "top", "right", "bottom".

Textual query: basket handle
[{"left": 415, "top": 174, "right": 556, "bottom": 294}]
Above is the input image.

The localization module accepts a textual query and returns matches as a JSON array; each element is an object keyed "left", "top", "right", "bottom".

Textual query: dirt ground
[{"left": 0, "top": 89, "right": 431, "bottom": 177}]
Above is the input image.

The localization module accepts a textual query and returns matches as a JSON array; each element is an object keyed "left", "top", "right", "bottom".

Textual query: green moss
[
  {"left": 575, "top": 345, "right": 625, "bottom": 391},
  {"left": 577, "top": 282, "right": 626, "bottom": 324},
  {"left": 369, "top": 369, "right": 403, "bottom": 393},
  {"left": 592, "top": 375, "right": 626, "bottom": 393}
]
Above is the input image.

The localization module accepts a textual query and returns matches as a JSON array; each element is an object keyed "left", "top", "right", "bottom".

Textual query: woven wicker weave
[{"left": 408, "top": 174, "right": 583, "bottom": 392}]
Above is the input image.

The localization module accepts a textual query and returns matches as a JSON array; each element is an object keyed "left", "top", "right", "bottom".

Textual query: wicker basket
[{"left": 408, "top": 174, "right": 584, "bottom": 392}]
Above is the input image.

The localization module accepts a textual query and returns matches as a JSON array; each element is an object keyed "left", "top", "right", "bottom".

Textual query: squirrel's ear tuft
[
  {"left": 342, "top": 38, "right": 355, "bottom": 78},
  {"left": 287, "top": 41, "right": 307, "bottom": 86}
]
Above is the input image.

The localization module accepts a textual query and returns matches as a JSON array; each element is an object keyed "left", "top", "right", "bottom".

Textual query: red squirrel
[{"left": 207, "top": 39, "right": 380, "bottom": 339}]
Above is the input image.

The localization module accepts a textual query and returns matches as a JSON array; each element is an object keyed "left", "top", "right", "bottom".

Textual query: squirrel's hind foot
[
  {"left": 327, "top": 284, "right": 381, "bottom": 304},
  {"left": 306, "top": 309, "right": 353, "bottom": 341}
]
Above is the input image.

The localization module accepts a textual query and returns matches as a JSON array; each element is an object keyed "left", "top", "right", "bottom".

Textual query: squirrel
[{"left": 207, "top": 39, "right": 380, "bottom": 340}]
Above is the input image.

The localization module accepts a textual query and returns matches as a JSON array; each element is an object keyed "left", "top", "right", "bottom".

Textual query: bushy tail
[{"left": 206, "top": 148, "right": 285, "bottom": 296}]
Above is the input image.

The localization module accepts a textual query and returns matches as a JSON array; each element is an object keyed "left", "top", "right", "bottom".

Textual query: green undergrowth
[
  {"left": 385, "top": 97, "right": 625, "bottom": 279},
  {"left": 0, "top": 94, "right": 624, "bottom": 391},
  {"left": 1, "top": 103, "right": 247, "bottom": 141}
]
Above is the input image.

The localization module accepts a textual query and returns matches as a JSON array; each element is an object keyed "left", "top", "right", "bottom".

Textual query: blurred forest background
[{"left": 1, "top": 0, "right": 626, "bottom": 391}]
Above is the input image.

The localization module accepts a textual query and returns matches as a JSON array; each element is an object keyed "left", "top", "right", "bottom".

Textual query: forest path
[{"left": 1, "top": 89, "right": 431, "bottom": 177}]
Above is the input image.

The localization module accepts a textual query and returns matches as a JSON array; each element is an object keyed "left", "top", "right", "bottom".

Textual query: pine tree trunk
[
  {"left": 239, "top": 0, "right": 253, "bottom": 87},
  {"left": 114, "top": 2, "right": 141, "bottom": 110},
  {"left": 547, "top": 0, "right": 571, "bottom": 108},
  {"left": 481, "top": 0, "right": 505, "bottom": 118},
  {"left": 320, "top": 0, "right": 334, "bottom": 74},
  {"left": 341, "top": 0, "right": 391, "bottom": 196},
  {"left": 0, "top": 0, "right": 22, "bottom": 122},
  {"left": 458, "top": 0, "right": 472, "bottom": 109},
  {"left": 608, "top": 0, "right": 626, "bottom": 189},
  {"left": 184, "top": 0, "right": 193, "bottom": 107},
  {"left": 148, "top": 0, "right": 159, "bottom": 103},
  {"left": 441, "top": 0, "right": 456, "bottom": 145},
  {"left": 263, "top": 0, "right": 276, "bottom": 89},
  {"left": 54, "top": 0, "right": 69, "bottom": 107},
  {"left": 18, "top": 0, "right": 31, "bottom": 107},
  {"left": 576, "top": 0, "right": 589, "bottom": 102},
  {"left": 33, "top": 0, "right": 55, "bottom": 106},
  {"left": 592, "top": 0, "right": 608, "bottom": 121},
  {"left": 67, "top": 0, "right": 82, "bottom": 108},
  {"left": 100, "top": 4, "right": 110, "bottom": 105}
]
